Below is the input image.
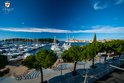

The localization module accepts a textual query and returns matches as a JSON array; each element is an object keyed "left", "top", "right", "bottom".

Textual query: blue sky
[{"left": 0, "top": 0, "right": 124, "bottom": 40}]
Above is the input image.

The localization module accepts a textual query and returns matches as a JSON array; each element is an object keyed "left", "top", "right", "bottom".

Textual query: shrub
[{"left": 0, "top": 68, "right": 10, "bottom": 77}]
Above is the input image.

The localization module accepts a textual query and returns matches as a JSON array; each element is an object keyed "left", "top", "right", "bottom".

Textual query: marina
[
  {"left": 0, "top": 39, "right": 88, "bottom": 61},
  {"left": 0, "top": 0, "right": 124, "bottom": 83},
  {"left": 0, "top": 38, "right": 124, "bottom": 83},
  {"left": 0, "top": 40, "right": 46, "bottom": 61}
]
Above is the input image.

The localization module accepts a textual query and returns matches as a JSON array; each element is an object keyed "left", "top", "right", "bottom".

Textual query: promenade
[{"left": 0, "top": 54, "right": 124, "bottom": 83}]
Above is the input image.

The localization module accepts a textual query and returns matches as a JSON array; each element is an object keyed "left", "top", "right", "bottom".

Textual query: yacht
[
  {"left": 62, "top": 37, "right": 71, "bottom": 50},
  {"left": 62, "top": 42, "right": 71, "bottom": 50},
  {"left": 51, "top": 37, "right": 61, "bottom": 51},
  {"left": 0, "top": 49, "right": 2, "bottom": 52},
  {"left": 23, "top": 53, "right": 32, "bottom": 59}
]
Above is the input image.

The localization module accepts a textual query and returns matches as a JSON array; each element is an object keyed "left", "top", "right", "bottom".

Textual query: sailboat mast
[{"left": 54, "top": 36, "right": 56, "bottom": 45}]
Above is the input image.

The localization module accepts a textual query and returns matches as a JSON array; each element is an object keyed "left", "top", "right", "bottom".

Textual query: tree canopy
[
  {"left": 62, "top": 46, "right": 83, "bottom": 62},
  {"left": 22, "top": 49, "right": 57, "bottom": 69},
  {"left": 0, "top": 55, "right": 8, "bottom": 69},
  {"left": 36, "top": 49, "right": 57, "bottom": 69},
  {"left": 22, "top": 55, "right": 36, "bottom": 69},
  {"left": 22, "top": 49, "right": 57, "bottom": 83},
  {"left": 61, "top": 46, "right": 84, "bottom": 75}
]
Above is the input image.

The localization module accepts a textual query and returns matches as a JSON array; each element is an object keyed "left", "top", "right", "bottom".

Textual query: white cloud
[
  {"left": 73, "top": 26, "right": 124, "bottom": 33},
  {"left": 0, "top": 28, "right": 71, "bottom": 33},
  {"left": 93, "top": 2, "right": 107, "bottom": 10},
  {"left": 0, "top": 26, "right": 124, "bottom": 33},
  {"left": 115, "top": 0, "right": 124, "bottom": 5},
  {"left": 93, "top": 0, "right": 124, "bottom": 10}
]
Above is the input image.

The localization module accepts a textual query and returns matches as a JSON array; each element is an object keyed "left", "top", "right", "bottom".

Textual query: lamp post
[
  {"left": 59, "top": 51, "right": 63, "bottom": 82},
  {"left": 61, "top": 58, "right": 62, "bottom": 76}
]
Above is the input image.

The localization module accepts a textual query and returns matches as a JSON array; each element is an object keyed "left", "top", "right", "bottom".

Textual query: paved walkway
[{"left": 0, "top": 54, "right": 124, "bottom": 83}]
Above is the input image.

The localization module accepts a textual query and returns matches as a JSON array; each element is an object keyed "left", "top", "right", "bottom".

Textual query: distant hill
[{"left": 2, "top": 38, "right": 59, "bottom": 43}]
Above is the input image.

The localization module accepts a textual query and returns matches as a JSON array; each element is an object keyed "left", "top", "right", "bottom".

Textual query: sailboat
[
  {"left": 62, "top": 36, "right": 71, "bottom": 50},
  {"left": 62, "top": 42, "right": 71, "bottom": 50},
  {"left": 51, "top": 37, "right": 60, "bottom": 51}
]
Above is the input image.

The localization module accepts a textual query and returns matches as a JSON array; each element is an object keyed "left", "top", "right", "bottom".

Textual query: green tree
[
  {"left": 83, "top": 41, "right": 104, "bottom": 68},
  {"left": 102, "top": 42, "right": 112, "bottom": 63},
  {"left": 22, "top": 55, "right": 36, "bottom": 69},
  {"left": 90, "top": 33, "right": 97, "bottom": 68},
  {"left": 112, "top": 40, "right": 124, "bottom": 56},
  {"left": 22, "top": 50, "right": 57, "bottom": 83},
  {"left": 93, "top": 33, "right": 97, "bottom": 42},
  {"left": 116, "top": 44, "right": 124, "bottom": 57},
  {"left": 0, "top": 55, "right": 8, "bottom": 69},
  {"left": 61, "top": 46, "right": 83, "bottom": 75},
  {"left": 81, "top": 46, "right": 92, "bottom": 72},
  {"left": 81, "top": 46, "right": 89, "bottom": 61},
  {"left": 100, "top": 40, "right": 124, "bottom": 63},
  {"left": 88, "top": 43, "right": 97, "bottom": 68}
]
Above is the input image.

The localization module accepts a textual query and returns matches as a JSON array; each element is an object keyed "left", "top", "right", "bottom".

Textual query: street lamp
[{"left": 60, "top": 58, "right": 62, "bottom": 76}]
